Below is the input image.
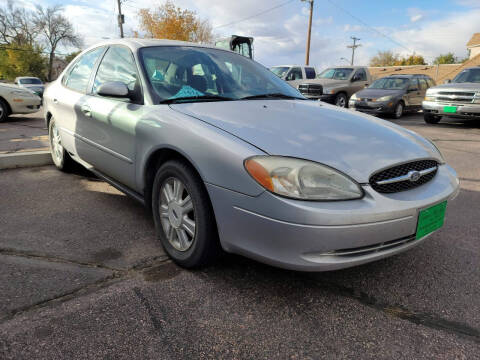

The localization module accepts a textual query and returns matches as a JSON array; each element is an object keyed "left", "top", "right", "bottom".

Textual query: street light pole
[
  {"left": 347, "top": 36, "right": 361, "bottom": 65},
  {"left": 302, "top": 0, "right": 314, "bottom": 65},
  {"left": 117, "top": 0, "right": 125, "bottom": 38}
]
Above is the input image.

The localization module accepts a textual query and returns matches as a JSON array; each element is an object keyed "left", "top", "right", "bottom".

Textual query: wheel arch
[{"left": 142, "top": 146, "right": 206, "bottom": 212}]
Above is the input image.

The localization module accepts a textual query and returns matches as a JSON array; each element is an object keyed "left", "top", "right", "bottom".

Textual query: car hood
[
  {"left": 354, "top": 88, "right": 403, "bottom": 98},
  {"left": 170, "top": 100, "right": 441, "bottom": 183},
  {"left": 308, "top": 79, "right": 349, "bottom": 88},
  {"left": 429, "top": 82, "right": 480, "bottom": 91}
]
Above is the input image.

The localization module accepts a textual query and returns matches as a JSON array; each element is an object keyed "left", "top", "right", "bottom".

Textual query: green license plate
[
  {"left": 443, "top": 106, "right": 457, "bottom": 113},
  {"left": 416, "top": 201, "right": 447, "bottom": 240}
]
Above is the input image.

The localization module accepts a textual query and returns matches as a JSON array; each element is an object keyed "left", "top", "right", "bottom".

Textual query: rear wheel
[
  {"left": 424, "top": 113, "right": 442, "bottom": 124},
  {"left": 48, "top": 117, "right": 75, "bottom": 171},
  {"left": 335, "top": 93, "right": 347, "bottom": 108},
  {"left": 0, "top": 98, "right": 9, "bottom": 122},
  {"left": 152, "top": 160, "right": 221, "bottom": 268}
]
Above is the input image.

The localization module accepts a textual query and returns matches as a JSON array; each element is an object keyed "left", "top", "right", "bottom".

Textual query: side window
[
  {"left": 354, "top": 69, "right": 367, "bottom": 81},
  {"left": 287, "top": 67, "right": 303, "bottom": 81},
  {"left": 418, "top": 78, "right": 428, "bottom": 91},
  {"left": 408, "top": 79, "right": 419, "bottom": 90},
  {"left": 305, "top": 67, "right": 316, "bottom": 79},
  {"left": 92, "top": 46, "right": 138, "bottom": 94},
  {"left": 64, "top": 47, "right": 105, "bottom": 93}
]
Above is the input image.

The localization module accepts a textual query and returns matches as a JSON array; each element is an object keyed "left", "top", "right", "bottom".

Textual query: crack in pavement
[{"left": 303, "top": 275, "right": 480, "bottom": 344}]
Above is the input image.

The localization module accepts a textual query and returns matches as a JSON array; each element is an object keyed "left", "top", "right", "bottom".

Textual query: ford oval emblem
[{"left": 408, "top": 170, "right": 421, "bottom": 182}]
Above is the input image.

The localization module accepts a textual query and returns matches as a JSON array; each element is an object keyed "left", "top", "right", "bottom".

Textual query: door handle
[
  {"left": 53, "top": 98, "right": 58, "bottom": 103},
  {"left": 81, "top": 105, "right": 92, "bottom": 117}
]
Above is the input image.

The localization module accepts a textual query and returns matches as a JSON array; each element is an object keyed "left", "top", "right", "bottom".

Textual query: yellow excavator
[{"left": 215, "top": 35, "right": 254, "bottom": 59}]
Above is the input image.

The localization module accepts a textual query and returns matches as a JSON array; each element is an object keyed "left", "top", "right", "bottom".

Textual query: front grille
[
  {"left": 298, "top": 83, "right": 323, "bottom": 97},
  {"left": 434, "top": 91, "right": 475, "bottom": 104},
  {"left": 369, "top": 159, "right": 438, "bottom": 193},
  {"left": 322, "top": 235, "right": 416, "bottom": 257}
]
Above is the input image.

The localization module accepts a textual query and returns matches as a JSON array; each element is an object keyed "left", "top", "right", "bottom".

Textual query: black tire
[
  {"left": 48, "top": 117, "right": 75, "bottom": 171},
  {"left": 0, "top": 98, "right": 9, "bottom": 122},
  {"left": 393, "top": 101, "right": 404, "bottom": 119},
  {"left": 424, "top": 113, "right": 441, "bottom": 124},
  {"left": 152, "top": 159, "right": 221, "bottom": 268},
  {"left": 334, "top": 93, "right": 348, "bottom": 108}
]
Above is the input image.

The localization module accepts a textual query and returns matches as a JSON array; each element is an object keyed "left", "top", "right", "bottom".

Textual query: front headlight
[
  {"left": 424, "top": 95, "right": 435, "bottom": 101},
  {"left": 426, "top": 138, "right": 445, "bottom": 164},
  {"left": 474, "top": 92, "right": 480, "bottom": 104},
  {"left": 350, "top": 94, "right": 357, "bottom": 100},
  {"left": 323, "top": 88, "right": 335, "bottom": 95},
  {"left": 377, "top": 95, "right": 393, "bottom": 101},
  {"left": 244, "top": 156, "right": 363, "bottom": 200}
]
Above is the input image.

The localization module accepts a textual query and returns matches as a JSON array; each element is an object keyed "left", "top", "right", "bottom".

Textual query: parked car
[
  {"left": 0, "top": 83, "right": 42, "bottom": 122},
  {"left": 423, "top": 66, "right": 480, "bottom": 124},
  {"left": 270, "top": 65, "right": 317, "bottom": 88},
  {"left": 14, "top": 77, "right": 45, "bottom": 98},
  {"left": 297, "top": 66, "right": 372, "bottom": 107},
  {"left": 44, "top": 39, "right": 459, "bottom": 271},
  {"left": 349, "top": 74, "right": 436, "bottom": 119}
]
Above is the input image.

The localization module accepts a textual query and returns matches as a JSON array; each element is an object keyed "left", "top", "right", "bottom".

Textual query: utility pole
[
  {"left": 117, "top": 0, "right": 125, "bottom": 38},
  {"left": 302, "top": 0, "right": 314, "bottom": 65},
  {"left": 347, "top": 36, "right": 361, "bottom": 65}
]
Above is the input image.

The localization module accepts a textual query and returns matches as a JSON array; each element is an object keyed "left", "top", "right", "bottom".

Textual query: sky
[{"left": 10, "top": 0, "right": 480, "bottom": 70}]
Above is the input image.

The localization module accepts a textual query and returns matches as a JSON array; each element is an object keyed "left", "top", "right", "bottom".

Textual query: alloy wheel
[
  {"left": 336, "top": 95, "right": 346, "bottom": 108},
  {"left": 395, "top": 103, "right": 403, "bottom": 118},
  {"left": 50, "top": 121, "right": 63, "bottom": 165},
  {"left": 159, "top": 177, "right": 196, "bottom": 252}
]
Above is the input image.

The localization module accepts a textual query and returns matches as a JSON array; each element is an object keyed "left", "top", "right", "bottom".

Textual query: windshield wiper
[
  {"left": 239, "top": 93, "right": 306, "bottom": 100},
  {"left": 160, "top": 95, "right": 234, "bottom": 104}
]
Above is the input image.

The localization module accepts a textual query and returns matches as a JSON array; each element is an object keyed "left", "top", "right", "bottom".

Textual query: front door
[{"left": 77, "top": 45, "right": 143, "bottom": 189}]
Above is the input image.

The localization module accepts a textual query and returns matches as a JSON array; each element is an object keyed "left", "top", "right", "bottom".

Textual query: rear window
[{"left": 305, "top": 67, "right": 316, "bottom": 79}]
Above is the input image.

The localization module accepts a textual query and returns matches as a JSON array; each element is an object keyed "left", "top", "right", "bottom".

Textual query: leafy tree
[
  {"left": 34, "top": 5, "right": 82, "bottom": 81},
  {"left": 0, "top": 42, "right": 46, "bottom": 81},
  {"left": 64, "top": 51, "right": 80, "bottom": 64},
  {"left": 433, "top": 52, "right": 456, "bottom": 64},
  {"left": 138, "top": 1, "right": 213, "bottom": 44},
  {"left": 369, "top": 51, "right": 399, "bottom": 66},
  {"left": 395, "top": 54, "right": 426, "bottom": 66}
]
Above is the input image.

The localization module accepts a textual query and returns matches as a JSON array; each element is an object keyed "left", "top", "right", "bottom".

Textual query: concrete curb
[{"left": 0, "top": 150, "right": 53, "bottom": 170}]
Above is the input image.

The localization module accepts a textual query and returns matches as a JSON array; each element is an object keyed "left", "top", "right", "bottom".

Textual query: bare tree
[
  {"left": 34, "top": 5, "right": 82, "bottom": 81},
  {"left": 0, "top": 0, "right": 37, "bottom": 46}
]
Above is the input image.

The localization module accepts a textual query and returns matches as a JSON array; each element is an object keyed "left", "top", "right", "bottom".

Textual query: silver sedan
[{"left": 43, "top": 39, "right": 459, "bottom": 271}]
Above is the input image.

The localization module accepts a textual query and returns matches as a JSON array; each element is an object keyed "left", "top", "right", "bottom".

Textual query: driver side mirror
[
  {"left": 444, "top": 79, "right": 451, "bottom": 84},
  {"left": 96, "top": 81, "right": 130, "bottom": 98}
]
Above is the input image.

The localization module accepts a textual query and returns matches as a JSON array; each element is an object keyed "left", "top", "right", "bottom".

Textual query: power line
[
  {"left": 325, "top": 0, "right": 414, "bottom": 54},
  {"left": 213, "top": 0, "right": 296, "bottom": 29}
]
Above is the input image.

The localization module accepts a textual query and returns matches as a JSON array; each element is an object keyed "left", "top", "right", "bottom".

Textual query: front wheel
[
  {"left": 393, "top": 102, "right": 404, "bottom": 119},
  {"left": 424, "top": 113, "right": 442, "bottom": 124},
  {"left": 152, "top": 160, "right": 221, "bottom": 268},
  {"left": 334, "top": 93, "right": 347, "bottom": 108}
]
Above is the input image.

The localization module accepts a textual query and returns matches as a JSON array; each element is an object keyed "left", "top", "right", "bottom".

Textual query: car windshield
[
  {"left": 19, "top": 78, "right": 42, "bottom": 85},
  {"left": 140, "top": 47, "right": 304, "bottom": 103},
  {"left": 270, "top": 67, "right": 290, "bottom": 78},
  {"left": 452, "top": 68, "right": 480, "bottom": 83},
  {"left": 317, "top": 68, "right": 353, "bottom": 80},
  {"left": 368, "top": 78, "right": 409, "bottom": 90}
]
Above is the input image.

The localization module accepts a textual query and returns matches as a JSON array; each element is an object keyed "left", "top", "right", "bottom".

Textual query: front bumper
[
  {"left": 10, "top": 97, "right": 42, "bottom": 114},
  {"left": 349, "top": 100, "right": 395, "bottom": 115},
  {"left": 422, "top": 101, "right": 480, "bottom": 119},
  {"left": 207, "top": 164, "right": 459, "bottom": 271}
]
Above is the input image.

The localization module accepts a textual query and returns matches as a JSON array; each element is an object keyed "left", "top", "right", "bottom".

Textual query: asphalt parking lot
[{"left": 0, "top": 111, "right": 479, "bottom": 359}]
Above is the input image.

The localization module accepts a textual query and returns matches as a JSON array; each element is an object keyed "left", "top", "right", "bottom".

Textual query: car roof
[{"left": 82, "top": 38, "right": 218, "bottom": 53}]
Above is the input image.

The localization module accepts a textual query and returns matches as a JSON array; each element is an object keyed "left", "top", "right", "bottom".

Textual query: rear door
[
  {"left": 78, "top": 45, "right": 144, "bottom": 189},
  {"left": 406, "top": 78, "right": 422, "bottom": 109},
  {"left": 52, "top": 46, "right": 106, "bottom": 156}
]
